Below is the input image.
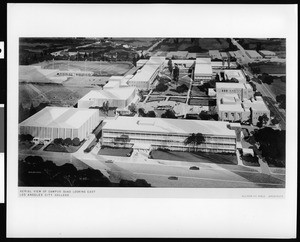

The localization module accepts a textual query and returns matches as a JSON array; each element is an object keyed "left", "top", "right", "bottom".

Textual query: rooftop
[
  {"left": 224, "top": 69, "right": 246, "bottom": 83},
  {"left": 209, "top": 50, "right": 222, "bottom": 59},
  {"left": 195, "top": 58, "right": 212, "bottom": 75},
  {"left": 103, "top": 116, "right": 236, "bottom": 137},
  {"left": 79, "top": 87, "right": 136, "bottom": 101},
  {"left": 246, "top": 50, "right": 262, "bottom": 58},
  {"left": 129, "top": 64, "right": 160, "bottom": 83},
  {"left": 216, "top": 82, "right": 248, "bottom": 89},
  {"left": 19, "top": 107, "right": 99, "bottom": 129},
  {"left": 259, "top": 50, "right": 277, "bottom": 56}
]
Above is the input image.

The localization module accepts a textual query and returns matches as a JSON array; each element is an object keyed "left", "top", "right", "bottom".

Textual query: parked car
[
  {"left": 189, "top": 166, "right": 200, "bottom": 170},
  {"left": 168, "top": 176, "right": 178, "bottom": 180}
]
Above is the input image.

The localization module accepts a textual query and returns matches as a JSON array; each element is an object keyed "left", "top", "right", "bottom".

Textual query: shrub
[
  {"left": 154, "top": 82, "right": 168, "bottom": 92},
  {"left": 63, "top": 138, "right": 73, "bottom": 146},
  {"left": 53, "top": 138, "right": 63, "bottom": 145},
  {"left": 72, "top": 137, "right": 81, "bottom": 146}
]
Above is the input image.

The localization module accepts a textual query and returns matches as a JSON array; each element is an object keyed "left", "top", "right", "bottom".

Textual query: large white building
[
  {"left": 222, "top": 69, "right": 247, "bottom": 83},
  {"left": 102, "top": 117, "right": 237, "bottom": 153},
  {"left": 243, "top": 97, "right": 270, "bottom": 125},
  {"left": 216, "top": 82, "right": 254, "bottom": 100},
  {"left": 77, "top": 87, "right": 136, "bottom": 109},
  {"left": 193, "top": 58, "right": 213, "bottom": 85},
  {"left": 19, "top": 107, "right": 100, "bottom": 140}
]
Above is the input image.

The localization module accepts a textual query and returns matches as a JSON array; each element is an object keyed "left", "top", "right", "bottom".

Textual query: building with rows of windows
[{"left": 102, "top": 117, "right": 237, "bottom": 153}]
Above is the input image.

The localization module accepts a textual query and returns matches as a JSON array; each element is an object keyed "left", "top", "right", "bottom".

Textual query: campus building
[
  {"left": 77, "top": 87, "right": 136, "bottom": 109},
  {"left": 221, "top": 69, "right": 247, "bottom": 83},
  {"left": 243, "top": 96, "right": 270, "bottom": 125},
  {"left": 217, "top": 94, "right": 250, "bottom": 123},
  {"left": 258, "top": 50, "right": 277, "bottom": 59},
  {"left": 245, "top": 50, "right": 263, "bottom": 61},
  {"left": 216, "top": 82, "right": 254, "bottom": 100},
  {"left": 128, "top": 57, "right": 165, "bottom": 90},
  {"left": 19, "top": 107, "right": 100, "bottom": 140},
  {"left": 193, "top": 58, "right": 213, "bottom": 85},
  {"left": 102, "top": 117, "right": 237, "bottom": 153}
]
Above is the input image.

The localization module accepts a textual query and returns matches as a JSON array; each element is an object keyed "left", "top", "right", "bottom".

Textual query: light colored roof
[
  {"left": 103, "top": 81, "right": 120, "bottom": 89},
  {"left": 224, "top": 69, "right": 246, "bottom": 83},
  {"left": 216, "top": 82, "right": 247, "bottom": 89},
  {"left": 103, "top": 117, "right": 236, "bottom": 137},
  {"left": 108, "top": 76, "right": 124, "bottom": 82},
  {"left": 79, "top": 87, "right": 136, "bottom": 101},
  {"left": 221, "top": 96, "right": 237, "bottom": 104},
  {"left": 209, "top": 50, "right": 222, "bottom": 59},
  {"left": 195, "top": 58, "right": 212, "bottom": 75},
  {"left": 129, "top": 64, "right": 159, "bottom": 83},
  {"left": 246, "top": 50, "right": 262, "bottom": 58},
  {"left": 218, "top": 103, "right": 244, "bottom": 112},
  {"left": 211, "top": 62, "right": 238, "bottom": 68},
  {"left": 250, "top": 100, "right": 269, "bottom": 112},
  {"left": 19, "top": 107, "right": 98, "bottom": 129},
  {"left": 220, "top": 52, "right": 229, "bottom": 58},
  {"left": 259, "top": 50, "right": 276, "bottom": 56}
]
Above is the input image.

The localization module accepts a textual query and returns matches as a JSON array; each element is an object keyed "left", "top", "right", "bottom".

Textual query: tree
[
  {"left": 175, "top": 84, "right": 188, "bottom": 93},
  {"left": 184, "top": 133, "right": 205, "bottom": 151},
  {"left": 133, "top": 55, "right": 137, "bottom": 67},
  {"left": 146, "top": 110, "right": 156, "bottom": 117},
  {"left": 138, "top": 108, "right": 146, "bottom": 117},
  {"left": 72, "top": 137, "right": 81, "bottom": 146},
  {"left": 271, "top": 117, "right": 280, "bottom": 126},
  {"left": 168, "top": 59, "right": 173, "bottom": 75},
  {"left": 154, "top": 82, "right": 168, "bottom": 92},
  {"left": 63, "top": 138, "right": 73, "bottom": 146},
  {"left": 253, "top": 127, "right": 285, "bottom": 166},
  {"left": 276, "top": 94, "right": 286, "bottom": 109},
  {"left": 173, "top": 64, "right": 179, "bottom": 85},
  {"left": 161, "top": 109, "right": 177, "bottom": 119},
  {"left": 199, "top": 111, "right": 210, "bottom": 120},
  {"left": 53, "top": 138, "right": 63, "bottom": 145},
  {"left": 128, "top": 103, "right": 137, "bottom": 114},
  {"left": 249, "top": 81, "right": 257, "bottom": 92},
  {"left": 257, "top": 114, "right": 269, "bottom": 128}
]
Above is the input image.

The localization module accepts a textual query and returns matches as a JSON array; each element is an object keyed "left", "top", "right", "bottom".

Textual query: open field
[
  {"left": 267, "top": 79, "right": 286, "bottom": 97},
  {"left": 237, "top": 38, "right": 285, "bottom": 53},
  {"left": 19, "top": 83, "right": 97, "bottom": 108},
  {"left": 151, "top": 150, "right": 238, "bottom": 165},
  {"left": 111, "top": 38, "right": 158, "bottom": 50},
  {"left": 153, "top": 38, "right": 230, "bottom": 53},
  {"left": 98, "top": 147, "right": 133, "bottom": 157},
  {"left": 39, "top": 60, "right": 133, "bottom": 76}
]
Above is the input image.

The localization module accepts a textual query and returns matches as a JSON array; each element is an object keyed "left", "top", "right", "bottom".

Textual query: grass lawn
[
  {"left": 168, "top": 97, "right": 186, "bottom": 103},
  {"left": 150, "top": 150, "right": 238, "bottom": 165},
  {"left": 241, "top": 155, "right": 260, "bottom": 167},
  {"left": 190, "top": 86, "right": 208, "bottom": 97},
  {"left": 188, "top": 98, "right": 215, "bottom": 106},
  {"left": 32, "top": 144, "right": 44, "bottom": 151},
  {"left": 19, "top": 141, "right": 34, "bottom": 150},
  {"left": 44, "top": 141, "right": 84, "bottom": 153},
  {"left": 267, "top": 79, "right": 286, "bottom": 97},
  {"left": 98, "top": 147, "right": 133, "bottom": 157},
  {"left": 147, "top": 96, "right": 166, "bottom": 102}
]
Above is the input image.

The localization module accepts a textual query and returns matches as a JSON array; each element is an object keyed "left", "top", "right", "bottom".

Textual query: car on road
[
  {"left": 84, "top": 145, "right": 95, "bottom": 153},
  {"left": 189, "top": 166, "right": 200, "bottom": 170},
  {"left": 168, "top": 176, "right": 178, "bottom": 180},
  {"left": 105, "top": 160, "right": 113, "bottom": 163}
]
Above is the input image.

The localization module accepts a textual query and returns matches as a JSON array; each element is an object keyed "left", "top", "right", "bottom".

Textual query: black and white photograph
[
  {"left": 6, "top": 3, "right": 297, "bottom": 239},
  {"left": 18, "top": 37, "right": 286, "bottom": 188}
]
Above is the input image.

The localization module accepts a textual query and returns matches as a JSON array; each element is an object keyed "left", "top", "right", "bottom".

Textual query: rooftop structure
[
  {"left": 19, "top": 107, "right": 100, "bottom": 140},
  {"left": 258, "top": 50, "right": 277, "bottom": 58},
  {"left": 77, "top": 87, "right": 136, "bottom": 109},
  {"left": 223, "top": 69, "right": 247, "bottom": 83},
  {"left": 209, "top": 50, "right": 222, "bottom": 60},
  {"left": 166, "top": 51, "right": 189, "bottom": 59},
  {"left": 194, "top": 58, "right": 213, "bottom": 85},
  {"left": 245, "top": 50, "right": 263, "bottom": 60},
  {"left": 220, "top": 52, "right": 229, "bottom": 59}
]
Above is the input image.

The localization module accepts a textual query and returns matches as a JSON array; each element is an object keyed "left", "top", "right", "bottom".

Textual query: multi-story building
[
  {"left": 242, "top": 97, "right": 270, "bottom": 125},
  {"left": 193, "top": 58, "right": 213, "bottom": 85},
  {"left": 102, "top": 117, "right": 237, "bottom": 153},
  {"left": 19, "top": 107, "right": 100, "bottom": 140}
]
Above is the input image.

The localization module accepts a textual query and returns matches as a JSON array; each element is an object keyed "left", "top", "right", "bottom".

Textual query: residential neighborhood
[{"left": 18, "top": 37, "right": 286, "bottom": 188}]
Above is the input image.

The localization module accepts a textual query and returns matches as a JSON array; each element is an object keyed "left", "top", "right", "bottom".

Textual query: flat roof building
[
  {"left": 258, "top": 50, "right": 277, "bottom": 58},
  {"left": 78, "top": 87, "right": 136, "bottom": 109},
  {"left": 194, "top": 58, "right": 213, "bottom": 85},
  {"left": 209, "top": 50, "right": 222, "bottom": 60},
  {"left": 245, "top": 50, "right": 263, "bottom": 60},
  {"left": 223, "top": 69, "right": 247, "bottom": 83},
  {"left": 102, "top": 117, "right": 237, "bottom": 153},
  {"left": 216, "top": 82, "right": 254, "bottom": 100},
  {"left": 19, "top": 107, "right": 100, "bottom": 140}
]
